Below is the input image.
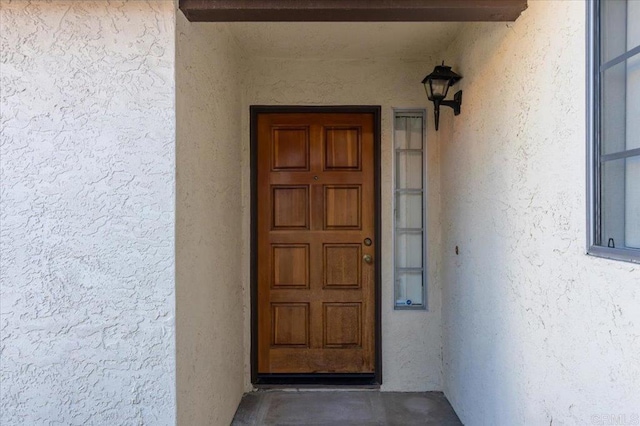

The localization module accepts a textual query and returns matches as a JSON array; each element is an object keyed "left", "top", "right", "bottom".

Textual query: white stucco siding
[
  {"left": 440, "top": 1, "right": 640, "bottom": 424},
  {"left": 242, "top": 57, "right": 444, "bottom": 391},
  {"left": 0, "top": 1, "right": 176, "bottom": 425},
  {"left": 175, "top": 16, "right": 245, "bottom": 426}
]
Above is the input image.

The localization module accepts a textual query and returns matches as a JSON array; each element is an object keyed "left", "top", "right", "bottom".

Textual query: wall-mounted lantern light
[{"left": 421, "top": 63, "right": 463, "bottom": 131}]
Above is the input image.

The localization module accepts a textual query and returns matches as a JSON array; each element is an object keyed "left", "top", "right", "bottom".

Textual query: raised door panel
[
  {"left": 271, "top": 303, "right": 309, "bottom": 347},
  {"left": 272, "top": 244, "right": 309, "bottom": 289},
  {"left": 324, "top": 185, "right": 361, "bottom": 229},
  {"left": 324, "top": 244, "right": 361, "bottom": 289},
  {"left": 324, "top": 127, "right": 361, "bottom": 170},
  {"left": 272, "top": 186, "right": 309, "bottom": 229},
  {"left": 323, "top": 303, "right": 362, "bottom": 348},
  {"left": 272, "top": 127, "right": 310, "bottom": 171}
]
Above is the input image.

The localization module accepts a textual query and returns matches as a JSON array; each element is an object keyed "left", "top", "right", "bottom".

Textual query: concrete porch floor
[{"left": 231, "top": 390, "right": 463, "bottom": 425}]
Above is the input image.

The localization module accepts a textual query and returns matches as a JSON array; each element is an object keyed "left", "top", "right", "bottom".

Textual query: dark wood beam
[{"left": 179, "top": 0, "right": 528, "bottom": 22}]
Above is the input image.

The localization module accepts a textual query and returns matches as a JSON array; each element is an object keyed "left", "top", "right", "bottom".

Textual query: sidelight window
[
  {"left": 393, "top": 109, "right": 428, "bottom": 309},
  {"left": 587, "top": 0, "right": 640, "bottom": 263}
]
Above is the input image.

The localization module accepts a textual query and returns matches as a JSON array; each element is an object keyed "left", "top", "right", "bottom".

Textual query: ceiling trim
[{"left": 179, "top": 0, "right": 528, "bottom": 23}]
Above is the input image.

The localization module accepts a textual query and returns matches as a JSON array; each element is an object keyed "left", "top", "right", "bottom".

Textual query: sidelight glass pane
[
  {"left": 393, "top": 110, "right": 427, "bottom": 309},
  {"left": 395, "top": 233, "right": 423, "bottom": 268},
  {"left": 396, "top": 152, "right": 423, "bottom": 189},
  {"left": 395, "top": 272, "right": 423, "bottom": 307},
  {"left": 394, "top": 116, "right": 423, "bottom": 149},
  {"left": 396, "top": 193, "right": 423, "bottom": 229},
  {"left": 394, "top": 116, "right": 408, "bottom": 149}
]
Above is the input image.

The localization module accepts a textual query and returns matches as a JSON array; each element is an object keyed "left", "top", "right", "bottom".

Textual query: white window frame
[
  {"left": 587, "top": 0, "right": 640, "bottom": 264},
  {"left": 392, "top": 108, "right": 428, "bottom": 310}
]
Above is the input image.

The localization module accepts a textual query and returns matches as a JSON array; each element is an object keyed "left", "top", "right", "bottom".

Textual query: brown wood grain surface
[{"left": 257, "top": 113, "right": 375, "bottom": 374}]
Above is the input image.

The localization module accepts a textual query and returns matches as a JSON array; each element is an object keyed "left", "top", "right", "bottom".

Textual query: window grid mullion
[
  {"left": 599, "top": 42, "right": 640, "bottom": 72},
  {"left": 600, "top": 148, "right": 640, "bottom": 162}
]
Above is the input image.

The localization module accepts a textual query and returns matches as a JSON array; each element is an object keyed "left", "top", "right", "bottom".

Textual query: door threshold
[
  {"left": 254, "top": 385, "right": 381, "bottom": 391},
  {"left": 255, "top": 373, "right": 377, "bottom": 386}
]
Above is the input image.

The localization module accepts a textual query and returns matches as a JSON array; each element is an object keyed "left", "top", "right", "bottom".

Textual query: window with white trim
[
  {"left": 588, "top": 0, "right": 640, "bottom": 263},
  {"left": 393, "top": 109, "right": 427, "bottom": 309}
]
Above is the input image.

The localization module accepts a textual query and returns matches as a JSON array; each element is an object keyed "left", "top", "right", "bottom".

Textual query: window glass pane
[
  {"left": 625, "top": 156, "right": 640, "bottom": 248},
  {"left": 628, "top": 0, "right": 640, "bottom": 53},
  {"left": 601, "top": 156, "right": 640, "bottom": 249},
  {"left": 627, "top": 53, "right": 640, "bottom": 151},
  {"left": 395, "top": 272, "right": 423, "bottom": 307},
  {"left": 601, "top": 59, "right": 627, "bottom": 155},
  {"left": 396, "top": 152, "right": 423, "bottom": 189},
  {"left": 601, "top": 53, "right": 640, "bottom": 155},
  {"left": 601, "top": 0, "right": 628, "bottom": 63},
  {"left": 396, "top": 193, "right": 423, "bottom": 229},
  {"left": 396, "top": 233, "right": 423, "bottom": 268},
  {"left": 602, "top": 159, "right": 626, "bottom": 247},
  {"left": 591, "top": 0, "right": 640, "bottom": 261}
]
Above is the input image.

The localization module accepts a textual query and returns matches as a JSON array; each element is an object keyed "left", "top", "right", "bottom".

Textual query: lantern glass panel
[{"left": 429, "top": 79, "right": 450, "bottom": 99}]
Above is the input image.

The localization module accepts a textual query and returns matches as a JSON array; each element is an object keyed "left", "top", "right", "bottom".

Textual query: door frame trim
[{"left": 250, "top": 105, "right": 382, "bottom": 385}]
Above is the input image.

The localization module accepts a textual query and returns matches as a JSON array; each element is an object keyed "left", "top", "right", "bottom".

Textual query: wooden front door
[{"left": 256, "top": 111, "right": 376, "bottom": 375}]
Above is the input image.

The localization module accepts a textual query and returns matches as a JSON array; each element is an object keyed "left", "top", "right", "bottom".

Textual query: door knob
[{"left": 363, "top": 254, "right": 373, "bottom": 264}]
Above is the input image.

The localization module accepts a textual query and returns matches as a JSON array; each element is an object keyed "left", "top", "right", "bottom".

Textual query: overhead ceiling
[
  {"left": 180, "top": 0, "right": 528, "bottom": 60},
  {"left": 227, "top": 22, "right": 466, "bottom": 60}
]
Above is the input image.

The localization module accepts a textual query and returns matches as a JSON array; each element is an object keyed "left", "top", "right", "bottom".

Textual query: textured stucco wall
[
  {"left": 175, "top": 14, "right": 245, "bottom": 426},
  {"left": 242, "top": 57, "right": 444, "bottom": 391},
  {"left": 0, "top": 1, "right": 176, "bottom": 425},
  {"left": 440, "top": 1, "right": 640, "bottom": 424}
]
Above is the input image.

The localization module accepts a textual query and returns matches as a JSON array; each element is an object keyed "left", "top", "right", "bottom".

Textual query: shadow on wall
[
  {"left": 440, "top": 2, "right": 640, "bottom": 425},
  {"left": 175, "top": 13, "right": 246, "bottom": 426}
]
